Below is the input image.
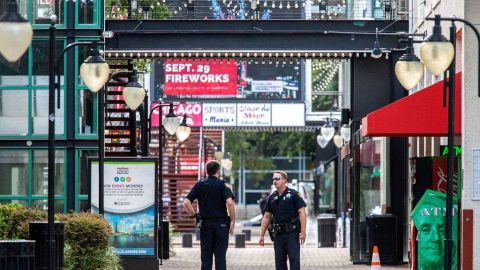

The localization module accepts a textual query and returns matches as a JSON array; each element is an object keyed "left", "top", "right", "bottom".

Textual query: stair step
[
  {"left": 105, "top": 143, "right": 132, "bottom": 147},
  {"left": 106, "top": 151, "right": 135, "bottom": 157},
  {"left": 109, "top": 100, "right": 125, "bottom": 104},
  {"left": 105, "top": 126, "right": 130, "bottom": 131},
  {"left": 106, "top": 108, "right": 130, "bottom": 113},
  {"left": 106, "top": 117, "right": 131, "bottom": 121},
  {"left": 107, "top": 82, "right": 128, "bottom": 87}
]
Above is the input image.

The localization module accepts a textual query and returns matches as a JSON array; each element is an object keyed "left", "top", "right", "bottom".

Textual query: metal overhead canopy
[{"left": 105, "top": 19, "right": 408, "bottom": 58}]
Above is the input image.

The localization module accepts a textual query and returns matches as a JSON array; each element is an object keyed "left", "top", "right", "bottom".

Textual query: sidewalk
[
  {"left": 164, "top": 217, "right": 408, "bottom": 269},
  {"left": 161, "top": 247, "right": 408, "bottom": 270}
]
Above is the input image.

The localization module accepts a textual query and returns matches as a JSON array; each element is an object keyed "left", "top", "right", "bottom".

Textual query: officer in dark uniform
[
  {"left": 259, "top": 170, "right": 307, "bottom": 270},
  {"left": 183, "top": 160, "right": 236, "bottom": 270}
]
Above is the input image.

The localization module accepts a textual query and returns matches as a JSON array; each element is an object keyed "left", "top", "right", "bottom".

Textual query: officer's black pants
[
  {"left": 273, "top": 230, "right": 300, "bottom": 270},
  {"left": 200, "top": 220, "right": 229, "bottom": 270}
]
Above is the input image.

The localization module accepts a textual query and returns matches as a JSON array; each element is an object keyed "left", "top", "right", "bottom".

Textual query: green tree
[{"left": 224, "top": 131, "right": 316, "bottom": 187}]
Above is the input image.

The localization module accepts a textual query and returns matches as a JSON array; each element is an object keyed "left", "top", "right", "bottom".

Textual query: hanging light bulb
[
  {"left": 395, "top": 38, "right": 424, "bottom": 90},
  {"left": 340, "top": 123, "right": 351, "bottom": 142},
  {"left": 333, "top": 134, "right": 344, "bottom": 148},
  {"left": 80, "top": 48, "right": 110, "bottom": 93},
  {"left": 287, "top": 1, "right": 291, "bottom": 8},
  {"left": 316, "top": 134, "right": 329, "bottom": 148},
  {"left": 279, "top": 1, "right": 283, "bottom": 9},
  {"left": 176, "top": 115, "right": 191, "bottom": 143},
  {"left": 122, "top": 71, "right": 145, "bottom": 110},
  {"left": 163, "top": 103, "right": 181, "bottom": 136},
  {"left": 321, "top": 120, "right": 335, "bottom": 142},
  {"left": 0, "top": 0, "right": 33, "bottom": 63},
  {"left": 419, "top": 15, "right": 454, "bottom": 76},
  {"left": 272, "top": 1, "right": 276, "bottom": 8}
]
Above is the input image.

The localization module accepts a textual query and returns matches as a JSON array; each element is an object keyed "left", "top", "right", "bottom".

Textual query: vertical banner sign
[
  {"left": 237, "top": 103, "right": 271, "bottom": 126},
  {"left": 164, "top": 59, "right": 238, "bottom": 96},
  {"left": 91, "top": 160, "right": 157, "bottom": 256}
]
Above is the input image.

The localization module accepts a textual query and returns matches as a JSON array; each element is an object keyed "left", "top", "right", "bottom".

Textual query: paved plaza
[
  {"left": 160, "top": 247, "right": 408, "bottom": 270},
  {"left": 162, "top": 218, "right": 408, "bottom": 269}
]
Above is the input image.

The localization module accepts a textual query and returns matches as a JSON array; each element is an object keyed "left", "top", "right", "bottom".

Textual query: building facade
[{"left": 0, "top": 0, "right": 103, "bottom": 212}]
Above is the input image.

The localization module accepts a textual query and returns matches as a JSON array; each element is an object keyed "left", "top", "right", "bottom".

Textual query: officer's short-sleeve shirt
[
  {"left": 264, "top": 187, "right": 306, "bottom": 224},
  {"left": 186, "top": 176, "right": 235, "bottom": 219}
]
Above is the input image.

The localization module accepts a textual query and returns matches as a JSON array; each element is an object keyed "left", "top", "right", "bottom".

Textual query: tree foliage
[{"left": 224, "top": 131, "right": 316, "bottom": 184}]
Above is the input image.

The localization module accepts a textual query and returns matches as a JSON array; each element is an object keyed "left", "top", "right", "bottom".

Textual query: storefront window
[
  {"left": 0, "top": 54, "right": 29, "bottom": 86},
  {"left": 0, "top": 150, "right": 28, "bottom": 195},
  {"left": 32, "top": 150, "right": 65, "bottom": 196},
  {"left": 78, "top": 150, "right": 96, "bottom": 196},
  {"left": 311, "top": 59, "right": 341, "bottom": 112},
  {"left": 0, "top": 90, "right": 29, "bottom": 135},
  {"left": 32, "top": 39, "right": 65, "bottom": 86},
  {"left": 318, "top": 161, "right": 335, "bottom": 213},
  {"left": 77, "top": 89, "right": 95, "bottom": 135},
  {"left": 359, "top": 138, "right": 385, "bottom": 219},
  {"left": 78, "top": 0, "right": 96, "bottom": 24},
  {"left": 31, "top": 89, "right": 65, "bottom": 135},
  {"left": 32, "top": 199, "right": 64, "bottom": 212},
  {"left": 33, "top": 0, "right": 65, "bottom": 25}
]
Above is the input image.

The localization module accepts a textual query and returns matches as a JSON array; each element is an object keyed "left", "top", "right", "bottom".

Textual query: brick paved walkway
[{"left": 160, "top": 247, "right": 408, "bottom": 270}]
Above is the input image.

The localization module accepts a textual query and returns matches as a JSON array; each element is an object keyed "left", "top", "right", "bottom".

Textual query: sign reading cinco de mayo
[
  {"left": 164, "top": 59, "right": 238, "bottom": 96},
  {"left": 202, "top": 103, "right": 237, "bottom": 127},
  {"left": 237, "top": 103, "right": 271, "bottom": 126},
  {"left": 91, "top": 160, "right": 157, "bottom": 256},
  {"left": 150, "top": 102, "right": 202, "bottom": 127}
]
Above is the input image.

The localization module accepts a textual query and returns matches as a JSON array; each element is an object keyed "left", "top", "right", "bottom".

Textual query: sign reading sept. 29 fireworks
[{"left": 163, "top": 59, "right": 238, "bottom": 96}]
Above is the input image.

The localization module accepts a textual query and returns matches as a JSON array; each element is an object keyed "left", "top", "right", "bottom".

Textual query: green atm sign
[{"left": 440, "top": 145, "right": 462, "bottom": 157}]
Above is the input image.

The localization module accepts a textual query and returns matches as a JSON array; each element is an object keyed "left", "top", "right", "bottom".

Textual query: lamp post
[
  {"left": 0, "top": 0, "right": 32, "bottom": 63},
  {"left": 47, "top": 17, "right": 109, "bottom": 270},
  {"left": 394, "top": 15, "right": 480, "bottom": 270},
  {"left": 148, "top": 102, "right": 191, "bottom": 261},
  {"left": 98, "top": 70, "right": 145, "bottom": 215}
]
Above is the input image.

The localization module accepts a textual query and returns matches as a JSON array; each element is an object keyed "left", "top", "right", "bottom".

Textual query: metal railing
[{"left": 105, "top": 0, "right": 408, "bottom": 20}]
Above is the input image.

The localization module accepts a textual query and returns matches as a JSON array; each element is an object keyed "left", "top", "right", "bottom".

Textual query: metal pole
[
  {"left": 158, "top": 103, "right": 163, "bottom": 264},
  {"left": 47, "top": 20, "right": 57, "bottom": 270},
  {"left": 98, "top": 80, "right": 105, "bottom": 215},
  {"left": 444, "top": 21, "right": 456, "bottom": 270}
]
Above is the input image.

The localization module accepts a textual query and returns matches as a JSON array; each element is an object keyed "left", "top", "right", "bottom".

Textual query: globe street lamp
[
  {"left": 0, "top": 0, "right": 32, "bottom": 62},
  {"left": 98, "top": 70, "right": 145, "bottom": 215},
  {"left": 148, "top": 102, "right": 191, "bottom": 261},
  {"left": 395, "top": 38, "right": 424, "bottom": 90},
  {"left": 47, "top": 17, "right": 109, "bottom": 270}
]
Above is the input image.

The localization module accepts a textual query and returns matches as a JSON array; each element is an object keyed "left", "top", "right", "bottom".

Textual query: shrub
[
  {"left": 0, "top": 204, "right": 47, "bottom": 239},
  {"left": 64, "top": 244, "right": 122, "bottom": 270},
  {"left": 64, "top": 212, "right": 111, "bottom": 253},
  {"left": 63, "top": 212, "right": 121, "bottom": 270},
  {"left": 0, "top": 204, "right": 23, "bottom": 239},
  {"left": 11, "top": 208, "right": 48, "bottom": 239}
]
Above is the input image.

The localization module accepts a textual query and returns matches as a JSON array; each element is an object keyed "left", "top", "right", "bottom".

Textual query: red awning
[{"left": 362, "top": 72, "right": 462, "bottom": 137}]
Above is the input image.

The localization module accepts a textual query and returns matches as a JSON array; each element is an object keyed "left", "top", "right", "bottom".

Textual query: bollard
[
  {"left": 235, "top": 234, "right": 246, "bottom": 248},
  {"left": 182, "top": 233, "right": 193, "bottom": 248},
  {"left": 241, "top": 229, "right": 251, "bottom": 241}
]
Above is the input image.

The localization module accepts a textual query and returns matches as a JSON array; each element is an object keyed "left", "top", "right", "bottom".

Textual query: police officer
[
  {"left": 183, "top": 160, "right": 236, "bottom": 270},
  {"left": 259, "top": 170, "right": 307, "bottom": 270}
]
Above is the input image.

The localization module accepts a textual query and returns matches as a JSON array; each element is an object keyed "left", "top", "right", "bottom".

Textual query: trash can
[
  {"left": 29, "top": 222, "right": 64, "bottom": 270},
  {"left": 317, "top": 214, "right": 336, "bottom": 247},
  {"left": 157, "top": 220, "right": 170, "bottom": 260},
  {"left": 0, "top": 240, "right": 35, "bottom": 270},
  {"left": 366, "top": 214, "right": 398, "bottom": 264}
]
